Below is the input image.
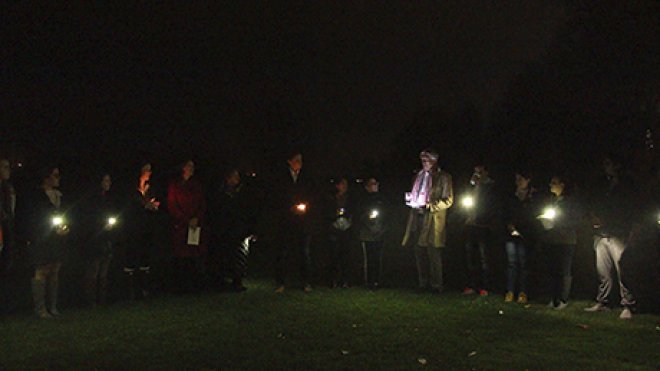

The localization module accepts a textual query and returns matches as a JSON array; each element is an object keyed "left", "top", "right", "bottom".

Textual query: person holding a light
[
  {"left": 402, "top": 148, "right": 453, "bottom": 294},
  {"left": 358, "top": 177, "right": 389, "bottom": 290},
  {"left": 502, "top": 171, "right": 541, "bottom": 304},
  {"left": 461, "top": 164, "right": 498, "bottom": 296},
  {"left": 26, "top": 167, "right": 69, "bottom": 318},
  {"left": 540, "top": 174, "right": 582, "bottom": 310},
  {"left": 324, "top": 176, "right": 353, "bottom": 288},
  {"left": 82, "top": 173, "right": 120, "bottom": 306}
]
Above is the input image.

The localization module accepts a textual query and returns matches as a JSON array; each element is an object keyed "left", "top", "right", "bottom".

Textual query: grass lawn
[{"left": 0, "top": 280, "right": 658, "bottom": 370}]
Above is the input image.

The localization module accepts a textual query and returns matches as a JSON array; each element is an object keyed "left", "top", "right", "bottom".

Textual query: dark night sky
[{"left": 2, "top": 2, "right": 571, "bottom": 176}]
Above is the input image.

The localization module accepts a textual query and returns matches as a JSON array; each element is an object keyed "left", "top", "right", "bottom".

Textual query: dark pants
[
  {"left": 361, "top": 241, "right": 383, "bottom": 287},
  {"left": 222, "top": 238, "right": 250, "bottom": 285},
  {"left": 276, "top": 231, "right": 313, "bottom": 286},
  {"left": 84, "top": 254, "right": 112, "bottom": 305},
  {"left": 329, "top": 230, "right": 351, "bottom": 286},
  {"left": 172, "top": 256, "right": 206, "bottom": 293},
  {"left": 505, "top": 239, "right": 528, "bottom": 294},
  {"left": 547, "top": 243, "right": 574, "bottom": 304},
  {"left": 464, "top": 226, "right": 491, "bottom": 290}
]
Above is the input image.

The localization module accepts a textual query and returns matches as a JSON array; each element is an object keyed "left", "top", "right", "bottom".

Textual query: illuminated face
[
  {"left": 365, "top": 178, "right": 379, "bottom": 193},
  {"left": 335, "top": 178, "right": 348, "bottom": 194},
  {"left": 101, "top": 174, "right": 112, "bottom": 192},
  {"left": 140, "top": 163, "right": 152, "bottom": 182},
  {"left": 0, "top": 159, "right": 10, "bottom": 181},
  {"left": 549, "top": 176, "right": 564, "bottom": 196},
  {"left": 182, "top": 161, "right": 195, "bottom": 179},
  {"left": 421, "top": 157, "right": 436, "bottom": 172},
  {"left": 226, "top": 170, "right": 241, "bottom": 187},
  {"left": 48, "top": 168, "right": 61, "bottom": 188},
  {"left": 515, "top": 174, "right": 530, "bottom": 190},
  {"left": 288, "top": 154, "right": 303, "bottom": 172}
]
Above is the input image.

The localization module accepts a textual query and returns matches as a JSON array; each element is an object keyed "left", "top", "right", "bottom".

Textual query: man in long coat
[{"left": 402, "top": 149, "right": 453, "bottom": 293}]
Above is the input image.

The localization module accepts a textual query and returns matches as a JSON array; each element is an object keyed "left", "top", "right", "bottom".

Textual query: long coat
[
  {"left": 167, "top": 178, "right": 207, "bottom": 258},
  {"left": 402, "top": 170, "right": 453, "bottom": 248}
]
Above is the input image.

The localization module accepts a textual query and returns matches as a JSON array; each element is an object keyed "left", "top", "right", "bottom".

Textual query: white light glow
[
  {"left": 462, "top": 196, "right": 474, "bottom": 208},
  {"left": 369, "top": 210, "right": 379, "bottom": 219},
  {"left": 52, "top": 216, "right": 64, "bottom": 226}
]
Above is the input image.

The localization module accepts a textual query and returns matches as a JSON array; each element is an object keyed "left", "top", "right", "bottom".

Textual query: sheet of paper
[{"left": 187, "top": 227, "right": 201, "bottom": 246}]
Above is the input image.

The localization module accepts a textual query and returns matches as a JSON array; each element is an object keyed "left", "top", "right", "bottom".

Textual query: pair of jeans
[
  {"left": 546, "top": 244, "right": 574, "bottom": 304},
  {"left": 505, "top": 239, "right": 528, "bottom": 294},
  {"left": 593, "top": 236, "right": 635, "bottom": 306}
]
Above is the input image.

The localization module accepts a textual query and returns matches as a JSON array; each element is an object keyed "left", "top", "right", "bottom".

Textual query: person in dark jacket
[
  {"left": 584, "top": 155, "right": 638, "bottom": 319},
  {"left": 540, "top": 174, "right": 582, "bottom": 310},
  {"left": 357, "top": 177, "right": 389, "bottom": 290},
  {"left": 324, "top": 177, "right": 353, "bottom": 288},
  {"left": 26, "top": 167, "right": 70, "bottom": 318},
  {"left": 82, "top": 173, "right": 120, "bottom": 306},
  {"left": 0, "top": 158, "right": 17, "bottom": 279},
  {"left": 167, "top": 160, "right": 207, "bottom": 293},
  {"left": 211, "top": 169, "right": 258, "bottom": 292},
  {"left": 502, "top": 171, "right": 542, "bottom": 304},
  {"left": 271, "top": 151, "right": 314, "bottom": 293},
  {"left": 461, "top": 164, "right": 498, "bottom": 296},
  {"left": 124, "top": 162, "right": 160, "bottom": 300}
]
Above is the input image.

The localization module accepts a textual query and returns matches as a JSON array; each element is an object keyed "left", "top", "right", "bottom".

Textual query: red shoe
[
  {"left": 478, "top": 289, "right": 489, "bottom": 296},
  {"left": 462, "top": 287, "right": 475, "bottom": 295}
]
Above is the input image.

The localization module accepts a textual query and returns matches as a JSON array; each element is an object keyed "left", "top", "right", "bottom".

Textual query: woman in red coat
[{"left": 167, "top": 160, "right": 207, "bottom": 292}]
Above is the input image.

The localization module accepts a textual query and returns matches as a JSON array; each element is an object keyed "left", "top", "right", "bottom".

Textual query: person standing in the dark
[
  {"left": 357, "top": 177, "right": 389, "bottom": 290},
  {"left": 167, "top": 160, "right": 207, "bottom": 293},
  {"left": 0, "top": 158, "right": 17, "bottom": 313},
  {"left": 324, "top": 177, "right": 353, "bottom": 288},
  {"left": 82, "top": 173, "right": 120, "bottom": 306},
  {"left": 584, "top": 155, "right": 638, "bottom": 319},
  {"left": 26, "top": 167, "right": 69, "bottom": 318},
  {"left": 461, "top": 164, "right": 498, "bottom": 296},
  {"left": 211, "top": 169, "right": 258, "bottom": 292},
  {"left": 272, "top": 151, "right": 313, "bottom": 293},
  {"left": 502, "top": 171, "right": 541, "bottom": 304},
  {"left": 124, "top": 162, "right": 160, "bottom": 300},
  {"left": 540, "top": 174, "right": 581, "bottom": 310}
]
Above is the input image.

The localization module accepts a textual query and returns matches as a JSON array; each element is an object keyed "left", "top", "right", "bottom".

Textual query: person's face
[
  {"left": 101, "top": 174, "right": 112, "bottom": 192},
  {"left": 335, "top": 179, "right": 348, "bottom": 194},
  {"left": 421, "top": 157, "right": 436, "bottom": 172},
  {"left": 474, "top": 165, "right": 487, "bottom": 179},
  {"left": 515, "top": 174, "right": 530, "bottom": 189},
  {"left": 0, "top": 160, "right": 10, "bottom": 181},
  {"left": 549, "top": 176, "right": 564, "bottom": 196},
  {"left": 365, "top": 178, "right": 379, "bottom": 193},
  {"left": 288, "top": 154, "right": 303, "bottom": 172},
  {"left": 226, "top": 170, "right": 241, "bottom": 187},
  {"left": 140, "top": 164, "right": 152, "bottom": 181},
  {"left": 182, "top": 161, "right": 195, "bottom": 179},
  {"left": 48, "top": 168, "right": 61, "bottom": 188}
]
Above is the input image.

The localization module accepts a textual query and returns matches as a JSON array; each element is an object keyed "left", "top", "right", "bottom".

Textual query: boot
[
  {"left": 31, "top": 278, "right": 51, "bottom": 319},
  {"left": 47, "top": 277, "right": 60, "bottom": 316}
]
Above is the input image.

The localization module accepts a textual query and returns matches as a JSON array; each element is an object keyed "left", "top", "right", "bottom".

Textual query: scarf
[{"left": 410, "top": 170, "right": 433, "bottom": 207}]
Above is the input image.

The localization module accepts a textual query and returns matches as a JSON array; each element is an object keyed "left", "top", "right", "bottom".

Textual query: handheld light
[
  {"left": 461, "top": 195, "right": 475, "bottom": 209},
  {"left": 539, "top": 207, "right": 557, "bottom": 220},
  {"left": 337, "top": 208, "right": 345, "bottom": 216},
  {"left": 107, "top": 217, "right": 117, "bottom": 226},
  {"left": 369, "top": 210, "right": 379, "bottom": 219},
  {"left": 52, "top": 216, "right": 64, "bottom": 227},
  {"left": 295, "top": 203, "right": 307, "bottom": 213}
]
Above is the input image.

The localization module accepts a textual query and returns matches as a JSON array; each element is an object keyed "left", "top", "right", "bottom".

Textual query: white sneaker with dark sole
[
  {"left": 619, "top": 308, "right": 632, "bottom": 319},
  {"left": 584, "top": 303, "right": 609, "bottom": 312}
]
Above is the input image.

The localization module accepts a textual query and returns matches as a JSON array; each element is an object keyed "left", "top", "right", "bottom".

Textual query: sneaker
[
  {"left": 584, "top": 302, "right": 609, "bottom": 312},
  {"left": 517, "top": 292, "right": 528, "bottom": 304},
  {"left": 462, "top": 287, "right": 475, "bottom": 295},
  {"left": 303, "top": 284, "right": 313, "bottom": 293},
  {"left": 274, "top": 286, "right": 285, "bottom": 293},
  {"left": 619, "top": 308, "right": 632, "bottom": 320},
  {"left": 504, "top": 292, "right": 514, "bottom": 302},
  {"left": 554, "top": 301, "right": 568, "bottom": 310},
  {"left": 478, "top": 289, "right": 489, "bottom": 296}
]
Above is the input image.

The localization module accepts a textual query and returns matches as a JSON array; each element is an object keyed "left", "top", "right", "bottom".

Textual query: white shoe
[
  {"left": 619, "top": 308, "right": 632, "bottom": 320},
  {"left": 554, "top": 301, "right": 568, "bottom": 311},
  {"left": 584, "top": 302, "right": 609, "bottom": 312}
]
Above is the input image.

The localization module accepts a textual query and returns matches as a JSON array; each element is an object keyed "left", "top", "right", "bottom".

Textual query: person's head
[
  {"left": 419, "top": 148, "right": 439, "bottom": 172},
  {"left": 515, "top": 171, "right": 532, "bottom": 190},
  {"left": 139, "top": 163, "right": 152, "bottom": 182},
  {"left": 0, "top": 159, "right": 10, "bottom": 181},
  {"left": 181, "top": 160, "right": 195, "bottom": 181},
  {"left": 224, "top": 169, "right": 241, "bottom": 188},
  {"left": 41, "top": 167, "right": 61, "bottom": 189},
  {"left": 549, "top": 175, "right": 566, "bottom": 197},
  {"left": 364, "top": 177, "right": 379, "bottom": 193},
  {"left": 287, "top": 152, "right": 303, "bottom": 172},
  {"left": 472, "top": 164, "right": 488, "bottom": 184},
  {"left": 335, "top": 177, "right": 348, "bottom": 195},
  {"left": 100, "top": 174, "right": 112, "bottom": 192}
]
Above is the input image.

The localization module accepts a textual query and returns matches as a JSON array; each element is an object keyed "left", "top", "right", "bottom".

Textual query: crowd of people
[{"left": 0, "top": 148, "right": 655, "bottom": 321}]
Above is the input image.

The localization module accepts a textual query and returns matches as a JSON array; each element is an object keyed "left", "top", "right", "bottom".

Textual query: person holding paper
[{"left": 167, "top": 160, "right": 207, "bottom": 293}]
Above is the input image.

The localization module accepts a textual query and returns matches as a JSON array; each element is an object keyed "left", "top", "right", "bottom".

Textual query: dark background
[{"left": 1, "top": 2, "right": 657, "bottom": 311}]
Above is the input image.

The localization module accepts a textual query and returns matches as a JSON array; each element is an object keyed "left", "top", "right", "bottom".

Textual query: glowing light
[
  {"left": 337, "top": 208, "right": 345, "bottom": 216},
  {"left": 461, "top": 196, "right": 475, "bottom": 208},
  {"left": 511, "top": 230, "right": 521, "bottom": 237},
  {"left": 52, "top": 216, "right": 64, "bottom": 227},
  {"left": 540, "top": 207, "right": 557, "bottom": 220},
  {"left": 369, "top": 210, "right": 379, "bottom": 219},
  {"left": 107, "top": 217, "right": 117, "bottom": 226},
  {"left": 295, "top": 203, "right": 307, "bottom": 213}
]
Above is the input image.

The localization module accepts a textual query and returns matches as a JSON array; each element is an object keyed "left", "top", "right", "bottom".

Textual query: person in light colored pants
[{"left": 593, "top": 236, "right": 635, "bottom": 308}]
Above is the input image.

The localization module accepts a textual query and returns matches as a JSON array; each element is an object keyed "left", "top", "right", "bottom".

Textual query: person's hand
[
  {"left": 507, "top": 223, "right": 516, "bottom": 233},
  {"left": 56, "top": 225, "right": 70, "bottom": 236},
  {"left": 189, "top": 217, "right": 199, "bottom": 229},
  {"left": 146, "top": 198, "right": 160, "bottom": 211}
]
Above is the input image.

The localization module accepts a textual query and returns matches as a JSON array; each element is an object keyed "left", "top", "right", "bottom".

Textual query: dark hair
[
  {"left": 515, "top": 170, "right": 533, "bottom": 180},
  {"left": 286, "top": 150, "right": 303, "bottom": 161}
]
